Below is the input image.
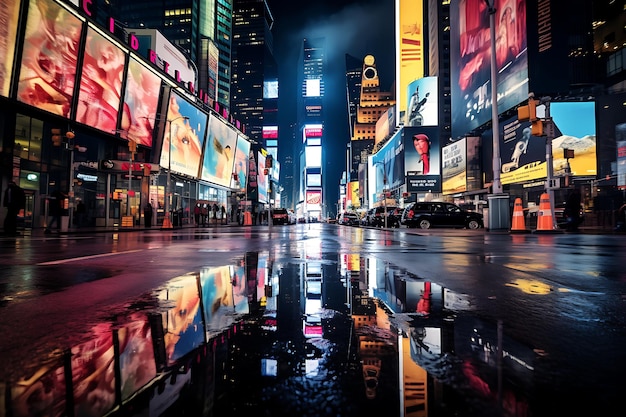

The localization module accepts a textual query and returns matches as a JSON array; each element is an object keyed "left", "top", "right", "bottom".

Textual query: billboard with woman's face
[
  {"left": 17, "top": 0, "right": 83, "bottom": 117},
  {"left": 121, "top": 57, "right": 162, "bottom": 147},
  {"left": 76, "top": 27, "right": 127, "bottom": 133},
  {"left": 201, "top": 114, "right": 237, "bottom": 187},
  {"left": 0, "top": 0, "right": 20, "bottom": 97},
  {"left": 232, "top": 135, "right": 251, "bottom": 190},
  {"left": 160, "top": 91, "right": 207, "bottom": 177},
  {"left": 450, "top": 0, "right": 528, "bottom": 139}
]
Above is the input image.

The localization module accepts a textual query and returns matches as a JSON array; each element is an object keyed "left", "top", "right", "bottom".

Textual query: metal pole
[
  {"left": 162, "top": 116, "right": 188, "bottom": 229},
  {"left": 127, "top": 148, "right": 133, "bottom": 216},
  {"left": 487, "top": 1, "right": 501, "bottom": 194},
  {"left": 542, "top": 99, "right": 557, "bottom": 229}
]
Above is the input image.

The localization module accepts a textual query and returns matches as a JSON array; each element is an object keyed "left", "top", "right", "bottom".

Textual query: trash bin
[{"left": 172, "top": 210, "right": 180, "bottom": 227}]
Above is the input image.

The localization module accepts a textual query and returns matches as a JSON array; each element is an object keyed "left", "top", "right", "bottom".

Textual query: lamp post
[
  {"left": 485, "top": 0, "right": 510, "bottom": 230},
  {"left": 163, "top": 116, "right": 189, "bottom": 229}
]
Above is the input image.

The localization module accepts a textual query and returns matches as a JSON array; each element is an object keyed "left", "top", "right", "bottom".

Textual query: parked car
[
  {"left": 386, "top": 207, "right": 403, "bottom": 228},
  {"left": 270, "top": 208, "right": 289, "bottom": 225},
  {"left": 401, "top": 202, "right": 483, "bottom": 229},
  {"left": 338, "top": 212, "right": 360, "bottom": 226},
  {"left": 365, "top": 206, "right": 398, "bottom": 227}
]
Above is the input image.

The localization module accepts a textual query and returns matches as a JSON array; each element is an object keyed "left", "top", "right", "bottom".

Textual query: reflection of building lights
[
  {"left": 505, "top": 279, "right": 552, "bottom": 294},
  {"left": 26, "top": 173, "right": 38, "bottom": 181}
]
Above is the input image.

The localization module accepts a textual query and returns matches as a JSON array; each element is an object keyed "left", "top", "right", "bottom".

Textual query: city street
[{"left": 0, "top": 224, "right": 625, "bottom": 417}]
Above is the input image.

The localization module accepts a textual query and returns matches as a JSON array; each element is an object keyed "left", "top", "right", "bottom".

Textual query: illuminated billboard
[
  {"left": 396, "top": 0, "right": 425, "bottom": 124},
  {"left": 307, "top": 173, "right": 322, "bottom": 187},
  {"left": 617, "top": 124, "right": 626, "bottom": 189},
  {"left": 405, "top": 77, "right": 438, "bottom": 127},
  {"left": 450, "top": 0, "right": 528, "bottom": 139},
  {"left": 372, "top": 129, "right": 405, "bottom": 192},
  {"left": 264, "top": 80, "right": 278, "bottom": 99},
  {"left": 442, "top": 138, "right": 467, "bottom": 194},
  {"left": 160, "top": 90, "right": 207, "bottom": 178},
  {"left": 257, "top": 152, "right": 268, "bottom": 204},
  {"left": 305, "top": 145, "right": 322, "bottom": 167},
  {"left": 375, "top": 107, "right": 395, "bottom": 146},
  {"left": 263, "top": 126, "right": 278, "bottom": 139},
  {"left": 0, "top": 0, "right": 20, "bottom": 96},
  {"left": 305, "top": 79, "right": 321, "bottom": 97},
  {"left": 201, "top": 114, "right": 237, "bottom": 187},
  {"left": 232, "top": 135, "right": 251, "bottom": 190},
  {"left": 122, "top": 57, "right": 162, "bottom": 147},
  {"left": 486, "top": 101, "right": 596, "bottom": 185},
  {"left": 76, "top": 27, "right": 127, "bottom": 133},
  {"left": 404, "top": 126, "right": 441, "bottom": 192},
  {"left": 17, "top": 0, "right": 83, "bottom": 117}
]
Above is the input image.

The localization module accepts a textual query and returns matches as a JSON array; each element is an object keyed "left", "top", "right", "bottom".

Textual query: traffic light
[
  {"left": 517, "top": 99, "right": 540, "bottom": 122},
  {"left": 51, "top": 128, "right": 63, "bottom": 146},
  {"left": 531, "top": 119, "right": 544, "bottom": 136},
  {"left": 128, "top": 140, "right": 137, "bottom": 153}
]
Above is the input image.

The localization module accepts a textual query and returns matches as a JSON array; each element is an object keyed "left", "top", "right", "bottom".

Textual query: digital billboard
[
  {"left": 305, "top": 145, "right": 322, "bottom": 167},
  {"left": 0, "top": 0, "right": 20, "bottom": 97},
  {"left": 201, "top": 114, "right": 237, "bottom": 187},
  {"left": 397, "top": 0, "right": 425, "bottom": 124},
  {"left": 263, "top": 80, "right": 278, "bottom": 99},
  {"left": 122, "top": 57, "right": 162, "bottom": 147},
  {"left": 375, "top": 107, "right": 395, "bottom": 145},
  {"left": 617, "top": 124, "right": 626, "bottom": 189},
  {"left": 404, "top": 126, "right": 441, "bottom": 192},
  {"left": 75, "top": 27, "right": 127, "bottom": 133},
  {"left": 17, "top": 0, "right": 83, "bottom": 117},
  {"left": 405, "top": 76, "right": 438, "bottom": 127},
  {"left": 450, "top": 0, "right": 528, "bottom": 139},
  {"left": 232, "top": 135, "right": 251, "bottom": 190},
  {"left": 487, "top": 101, "right": 596, "bottom": 185},
  {"left": 372, "top": 129, "right": 405, "bottom": 192},
  {"left": 258, "top": 152, "right": 268, "bottom": 204},
  {"left": 442, "top": 138, "right": 467, "bottom": 194},
  {"left": 160, "top": 90, "right": 207, "bottom": 178},
  {"left": 263, "top": 125, "right": 278, "bottom": 139}
]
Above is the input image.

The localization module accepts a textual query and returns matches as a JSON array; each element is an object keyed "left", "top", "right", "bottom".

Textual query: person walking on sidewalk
[
  {"left": 45, "top": 189, "right": 65, "bottom": 234},
  {"left": 3, "top": 181, "right": 25, "bottom": 236}
]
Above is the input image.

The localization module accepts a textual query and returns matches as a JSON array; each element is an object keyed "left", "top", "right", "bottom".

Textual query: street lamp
[
  {"left": 163, "top": 116, "right": 189, "bottom": 229},
  {"left": 484, "top": 0, "right": 510, "bottom": 230}
]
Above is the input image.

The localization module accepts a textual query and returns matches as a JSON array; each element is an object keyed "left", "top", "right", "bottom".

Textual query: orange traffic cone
[
  {"left": 244, "top": 211, "right": 252, "bottom": 226},
  {"left": 534, "top": 193, "right": 559, "bottom": 233},
  {"left": 510, "top": 198, "right": 529, "bottom": 233},
  {"left": 161, "top": 214, "right": 173, "bottom": 229}
]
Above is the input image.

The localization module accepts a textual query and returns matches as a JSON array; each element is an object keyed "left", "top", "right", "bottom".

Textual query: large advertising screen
[
  {"left": 160, "top": 91, "right": 207, "bottom": 177},
  {"left": 372, "top": 129, "right": 405, "bottom": 192},
  {"left": 232, "top": 135, "right": 251, "bottom": 190},
  {"left": 397, "top": 0, "right": 425, "bottom": 124},
  {"left": 17, "top": 0, "right": 83, "bottom": 117},
  {"left": 201, "top": 114, "right": 237, "bottom": 187},
  {"left": 450, "top": 0, "right": 528, "bottom": 139},
  {"left": 257, "top": 152, "right": 268, "bottom": 204},
  {"left": 617, "top": 124, "right": 626, "bottom": 189},
  {"left": 122, "top": 57, "right": 162, "bottom": 147},
  {"left": 76, "top": 27, "right": 127, "bottom": 133},
  {"left": 404, "top": 126, "right": 441, "bottom": 192},
  {"left": 442, "top": 138, "right": 467, "bottom": 194},
  {"left": 0, "top": 0, "right": 20, "bottom": 97},
  {"left": 489, "top": 101, "right": 596, "bottom": 185},
  {"left": 405, "top": 77, "right": 438, "bottom": 127}
]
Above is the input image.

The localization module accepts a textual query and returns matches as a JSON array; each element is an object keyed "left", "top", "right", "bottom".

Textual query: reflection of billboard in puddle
[
  {"left": 71, "top": 323, "right": 116, "bottom": 417},
  {"left": 158, "top": 274, "right": 205, "bottom": 366},
  {"left": 11, "top": 357, "right": 66, "bottom": 416},
  {"left": 199, "top": 266, "right": 237, "bottom": 338},
  {"left": 117, "top": 313, "right": 158, "bottom": 401}
]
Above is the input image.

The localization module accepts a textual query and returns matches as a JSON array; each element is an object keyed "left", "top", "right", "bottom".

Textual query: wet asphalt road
[{"left": 0, "top": 224, "right": 625, "bottom": 417}]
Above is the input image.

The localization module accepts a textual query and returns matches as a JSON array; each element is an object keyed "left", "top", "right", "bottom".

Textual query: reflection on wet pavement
[{"left": 0, "top": 251, "right": 589, "bottom": 416}]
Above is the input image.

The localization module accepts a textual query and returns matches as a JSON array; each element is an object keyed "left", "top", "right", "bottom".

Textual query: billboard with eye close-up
[
  {"left": 201, "top": 114, "right": 238, "bottom": 187},
  {"left": 0, "top": 0, "right": 21, "bottom": 97},
  {"left": 159, "top": 90, "right": 207, "bottom": 177}
]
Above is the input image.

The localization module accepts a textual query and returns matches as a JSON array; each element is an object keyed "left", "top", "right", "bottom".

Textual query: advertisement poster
[
  {"left": 257, "top": 152, "right": 267, "bottom": 204},
  {"left": 247, "top": 150, "right": 258, "bottom": 201},
  {"left": 496, "top": 117, "right": 546, "bottom": 184},
  {"left": 201, "top": 114, "right": 238, "bottom": 187},
  {"left": 76, "top": 27, "right": 127, "bottom": 133},
  {"left": 17, "top": 0, "right": 83, "bottom": 117},
  {"left": 442, "top": 138, "right": 467, "bottom": 194},
  {"left": 0, "top": 0, "right": 20, "bottom": 97},
  {"left": 404, "top": 126, "right": 441, "bottom": 192},
  {"left": 405, "top": 77, "right": 438, "bottom": 127},
  {"left": 160, "top": 91, "right": 207, "bottom": 178},
  {"left": 397, "top": 0, "right": 425, "bottom": 121},
  {"left": 232, "top": 135, "right": 251, "bottom": 190},
  {"left": 371, "top": 129, "right": 405, "bottom": 193},
  {"left": 122, "top": 57, "right": 162, "bottom": 147},
  {"left": 450, "top": 0, "right": 528, "bottom": 139},
  {"left": 617, "top": 124, "right": 626, "bottom": 189}
]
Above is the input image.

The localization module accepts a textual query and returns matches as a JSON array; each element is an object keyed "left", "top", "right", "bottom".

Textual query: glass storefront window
[{"left": 15, "top": 114, "right": 43, "bottom": 162}]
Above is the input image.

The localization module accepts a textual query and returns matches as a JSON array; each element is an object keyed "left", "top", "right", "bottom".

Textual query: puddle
[{"left": 0, "top": 252, "right": 577, "bottom": 416}]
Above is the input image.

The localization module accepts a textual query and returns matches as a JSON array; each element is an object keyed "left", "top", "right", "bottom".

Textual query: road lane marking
[{"left": 36, "top": 249, "right": 143, "bottom": 265}]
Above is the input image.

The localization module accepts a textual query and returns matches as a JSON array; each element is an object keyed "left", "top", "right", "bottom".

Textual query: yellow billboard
[{"left": 397, "top": 0, "right": 425, "bottom": 124}]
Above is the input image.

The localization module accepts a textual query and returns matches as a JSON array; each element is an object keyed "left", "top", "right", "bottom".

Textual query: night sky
[{"left": 267, "top": 0, "right": 395, "bottom": 213}]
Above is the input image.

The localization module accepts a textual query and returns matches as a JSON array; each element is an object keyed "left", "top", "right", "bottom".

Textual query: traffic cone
[
  {"left": 161, "top": 213, "right": 173, "bottom": 229},
  {"left": 534, "top": 193, "right": 559, "bottom": 233},
  {"left": 244, "top": 211, "right": 252, "bottom": 226},
  {"left": 510, "top": 198, "right": 529, "bottom": 233}
]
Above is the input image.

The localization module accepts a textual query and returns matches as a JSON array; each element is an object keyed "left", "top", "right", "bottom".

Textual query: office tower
[{"left": 345, "top": 53, "right": 363, "bottom": 140}]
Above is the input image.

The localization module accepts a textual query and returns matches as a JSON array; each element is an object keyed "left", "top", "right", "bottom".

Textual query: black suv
[
  {"left": 365, "top": 206, "right": 398, "bottom": 227},
  {"left": 270, "top": 208, "right": 289, "bottom": 225},
  {"left": 401, "top": 202, "right": 483, "bottom": 229}
]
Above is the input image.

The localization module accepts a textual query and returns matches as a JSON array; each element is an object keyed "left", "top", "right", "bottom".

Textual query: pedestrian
[
  {"left": 144, "top": 201, "right": 153, "bottom": 228},
  {"left": 212, "top": 203, "right": 218, "bottom": 226},
  {"left": 564, "top": 188, "right": 582, "bottom": 232},
  {"left": 45, "top": 188, "right": 65, "bottom": 234},
  {"left": 194, "top": 203, "right": 201, "bottom": 227},
  {"left": 75, "top": 200, "right": 86, "bottom": 228},
  {"left": 3, "top": 181, "right": 26, "bottom": 236},
  {"left": 221, "top": 205, "right": 227, "bottom": 225}
]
